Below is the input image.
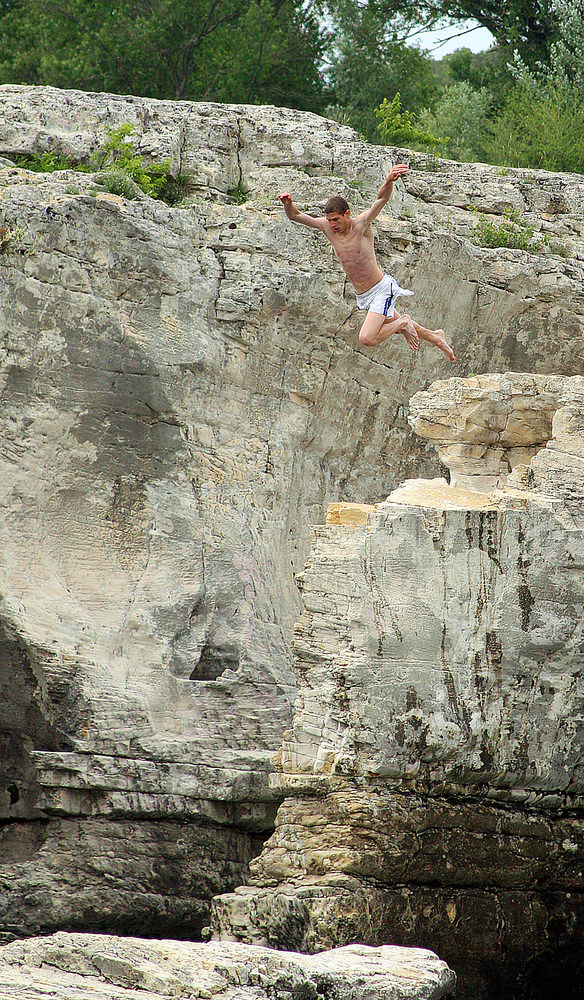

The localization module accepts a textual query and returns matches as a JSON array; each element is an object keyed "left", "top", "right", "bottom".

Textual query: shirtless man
[{"left": 278, "top": 164, "right": 455, "bottom": 361}]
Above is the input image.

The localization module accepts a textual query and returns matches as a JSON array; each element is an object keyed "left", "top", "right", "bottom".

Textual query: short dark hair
[{"left": 324, "top": 195, "right": 350, "bottom": 215}]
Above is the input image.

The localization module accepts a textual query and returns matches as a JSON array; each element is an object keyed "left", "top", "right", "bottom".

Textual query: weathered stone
[
  {"left": 0, "top": 932, "right": 455, "bottom": 1000},
  {"left": 2, "top": 85, "right": 584, "bottom": 942},
  {"left": 409, "top": 372, "right": 584, "bottom": 495},
  {"left": 212, "top": 374, "right": 584, "bottom": 999}
]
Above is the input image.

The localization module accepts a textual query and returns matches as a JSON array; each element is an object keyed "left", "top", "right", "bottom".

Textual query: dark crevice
[{"left": 189, "top": 643, "right": 239, "bottom": 681}]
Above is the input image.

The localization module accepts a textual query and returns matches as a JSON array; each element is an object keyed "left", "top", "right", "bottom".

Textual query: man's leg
[
  {"left": 408, "top": 316, "right": 456, "bottom": 361},
  {"left": 359, "top": 310, "right": 419, "bottom": 349}
]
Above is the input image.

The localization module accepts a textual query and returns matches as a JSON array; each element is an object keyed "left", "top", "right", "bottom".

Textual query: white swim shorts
[{"left": 355, "top": 274, "right": 413, "bottom": 319}]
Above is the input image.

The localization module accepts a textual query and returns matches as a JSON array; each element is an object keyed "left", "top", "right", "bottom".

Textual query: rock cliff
[
  {"left": 1, "top": 84, "right": 584, "bottom": 952},
  {"left": 212, "top": 373, "right": 584, "bottom": 1000}
]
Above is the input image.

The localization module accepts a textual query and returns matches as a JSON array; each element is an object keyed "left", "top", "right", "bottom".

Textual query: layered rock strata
[
  {"left": 1, "top": 84, "right": 584, "bottom": 936},
  {"left": 212, "top": 374, "right": 584, "bottom": 1000},
  {"left": 0, "top": 932, "right": 455, "bottom": 1000}
]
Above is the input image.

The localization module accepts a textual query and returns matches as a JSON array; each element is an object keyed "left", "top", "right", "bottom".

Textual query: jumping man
[{"left": 278, "top": 165, "right": 455, "bottom": 361}]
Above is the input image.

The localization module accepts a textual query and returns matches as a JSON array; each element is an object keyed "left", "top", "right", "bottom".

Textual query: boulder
[{"left": 0, "top": 931, "right": 455, "bottom": 1000}]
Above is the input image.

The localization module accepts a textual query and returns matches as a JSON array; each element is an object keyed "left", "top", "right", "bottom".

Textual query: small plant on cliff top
[
  {"left": 469, "top": 206, "right": 543, "bottom": 252},
  {"left": 0, "top": 218, "right": 37, "bottom": 255},
  {"left": 13, "top": 126, "right": 188, "bottom": 205},
  {"left": 14, "top": 150, "right": 90, "bottom": 173},
  {"left": 93, "top": 123, "right": 173, "bottom": 200}
]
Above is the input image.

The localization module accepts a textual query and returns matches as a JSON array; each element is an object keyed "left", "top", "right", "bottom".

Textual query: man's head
[{"left": 325, "top": 195, "right": 351, "bottom": 233}]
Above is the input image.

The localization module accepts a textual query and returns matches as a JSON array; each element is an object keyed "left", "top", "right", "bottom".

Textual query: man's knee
[{"left": 359, "top": 327, "right": 376, "bottom": 346}]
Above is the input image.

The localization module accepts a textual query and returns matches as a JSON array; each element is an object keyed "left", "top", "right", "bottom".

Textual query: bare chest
[{"left": 332, "top": 230, "right": 373, "bottom": 266}]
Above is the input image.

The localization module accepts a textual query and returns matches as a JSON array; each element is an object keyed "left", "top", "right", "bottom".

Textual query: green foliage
[
  {"left": 160, "top": 172, "right": 191, "bottom": 207},
  {"left": 0, "top": 0, "right": 328, "bottom": 112},
  {"left": 375, "top": 93, "right": 446, "bottom": 150},
  {"left": 10, "top": 124, "right": 188, "bottom": 204},
  {"left": 418, "top": 81, "right": 493, "bottom": 162},
  {"left": 227, "top": 182, "right": 248, "bottom": 205},
  {"left": 323, "top": 0, "right": 439, "bottom": 141},
  {"left": 486, "top": 79, "right": 584, "bottom": 173},
  {"left": 0, "top": 217, "right": 37, "bottom": 255},
  {"left": 95, "top": 167, "right": 142, "bottom": 201},
  {"left": 469, "top": 207, "right": 543, "bottom": 251},
  {"left": 473, "top": 0, "right": 584, "bottom": 174},
  {"left": 544, "top": 0, "right": 584, "bottom": 89},
  {"left": 13, "top": 122, "right": 181, "bottom": 201},
  {"left": 323, "top": 0, "right": 553, "bottom": 67},
  {"left": 14, "top": 150, "right": 91, "bottom": 172},
  {"left": 94, "top": 124, "right": 172, "bottom": 199}
]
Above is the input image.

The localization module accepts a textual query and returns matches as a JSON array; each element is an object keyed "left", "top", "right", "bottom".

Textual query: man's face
[{"left": 325, "top": 209, "right": 351, "bottom": 234}]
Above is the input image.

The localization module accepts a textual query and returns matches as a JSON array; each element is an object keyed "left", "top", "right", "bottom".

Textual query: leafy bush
[
  {"left": 469, "top": 207, "right": 544, "bottom": 251},
  {"left": 486, "top": 0, "right": 584, "bottom": 174},
  {"left": 93, "top": 123, "right": 173, "bottom": 199},
  {"left": 14, "top": 150, "right": 91, "bottom": 172},
  {"left": 13, "top": 124, "right": 187, "bottom": 203},
  {"left": 418, "top": 81, "right": 493, "bottom": 162},
  {"left": 486, "top": 79, "right": 584, "bottom": 174},
  {"left": 326, "top": 1, "right": 439, "bottom": 143},
  {"left": 95, "top": 167, "right": 142, "bottom": 200},
  {"left": 375, "top": 93, "right": 446, "bottom": 150},
  {"left": 227, "top": 182, "right": 247, "bottom": 204},
  {"left": 0, "top": 218, "right": 37, "bottom": 255}
]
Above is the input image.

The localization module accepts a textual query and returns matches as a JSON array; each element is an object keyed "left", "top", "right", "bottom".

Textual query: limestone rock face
[
  {"left": 1, "top": 85, "right": 584, "bottom": 939},
  {"left": 0, "top": 85, "right": 417, "bottom": 938},
  {"left": 0, "top": 932, "right": 455, "bottom": 1000},
  {"left": 409, "top": 371, "right": 584, "bottom": 498},
  {"left": 409, "top": 372, "right": 584, "bottom": 498},
  {"left": 212, "top": 374, "right": 584, "bottom": 1000}
]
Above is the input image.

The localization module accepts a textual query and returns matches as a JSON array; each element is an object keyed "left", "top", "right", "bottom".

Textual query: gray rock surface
[
  {"left": 0, "top": 932, "right": 455, "bottom": 1000},
  {"left": 408, "top": 370, "right": 584, "bottom": 498},
  {"left": 212, "top": 375, "right": 584, "bottom": 999},
  {"left": 1, "top": 85, "right": 584, "bottom": 940}
]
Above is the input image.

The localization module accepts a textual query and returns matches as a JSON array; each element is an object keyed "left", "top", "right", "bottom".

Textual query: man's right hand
[{"left": 278, "top": 193, "right": 292, "bottom": 205}]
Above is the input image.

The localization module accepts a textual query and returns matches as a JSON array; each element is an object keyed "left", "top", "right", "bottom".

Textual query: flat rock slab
[{"left": 0, "top": 932, "right": 455, "bottom": 999}]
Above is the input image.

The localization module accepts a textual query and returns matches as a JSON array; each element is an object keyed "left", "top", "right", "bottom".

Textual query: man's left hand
[{"left": 387, "top": 163, "right": 409, "bottom": 182}]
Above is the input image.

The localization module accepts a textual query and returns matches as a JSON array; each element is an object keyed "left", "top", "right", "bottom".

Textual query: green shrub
[
  {"left": 0, "top": 218, "right": 37, "bottom": 255},
  {"left": 418, "top": 81, "right": 493, "bottom": 162},
  {"left": 486, "top": 80, "right": 584, "bottom": 174},
  {"left": 93, "top": 123, "right": 173, "bottom": 199},
  {"left": 469, "top": 206, "right": 543, "bottom": 251},
  {"left": 95, "top": 167, "right": 142, "bottom": 200},
  {"left": 375, "top": 93, "right": 447, "bottom": 150},
  {"left": 227, "top": 182, "right": 247, "bottom": 204},
  {"left": 13, "top": 124, "right": 188, "bottom": 202},
  {"left": 14, "top": 150, "right": 91, "bottom": 172},
  {"left": 160, "top": 171, "right": 190, "bottom": 206}
]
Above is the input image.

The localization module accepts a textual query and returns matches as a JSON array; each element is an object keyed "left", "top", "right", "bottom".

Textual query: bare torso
[{"left": 324, "top": 218, "right": 383, "bottom": 294}]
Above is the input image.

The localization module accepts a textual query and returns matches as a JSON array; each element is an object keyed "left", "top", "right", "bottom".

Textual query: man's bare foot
[
  {"left": 399, "top": 315, "right": 419, "bottom": 351},
  {"left": 433, "top": 329, "right": 455, "bottom": 361}
]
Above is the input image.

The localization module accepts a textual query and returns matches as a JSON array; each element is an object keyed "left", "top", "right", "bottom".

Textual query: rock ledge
[{"left": 0, "top": 932, "right": 455, "bottom": 1000}]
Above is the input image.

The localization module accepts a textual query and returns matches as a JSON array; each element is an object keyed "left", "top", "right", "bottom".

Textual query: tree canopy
[
  {"left": 324, "top": 0, "right": 554, "bottom": 62},
  {"left": 324, "top": 0, "right": 439, "bottom": 139},
  {"left": 0, "top": 0, "right": 329, "bottom": 111}
]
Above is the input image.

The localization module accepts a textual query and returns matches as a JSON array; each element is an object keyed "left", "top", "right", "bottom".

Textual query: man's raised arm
[
  {"left": 278, "top": 193, "right": 326, "bottom": 230},
  {"left": 357, "top": 164, "right": 409, "bottom": 226}
]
